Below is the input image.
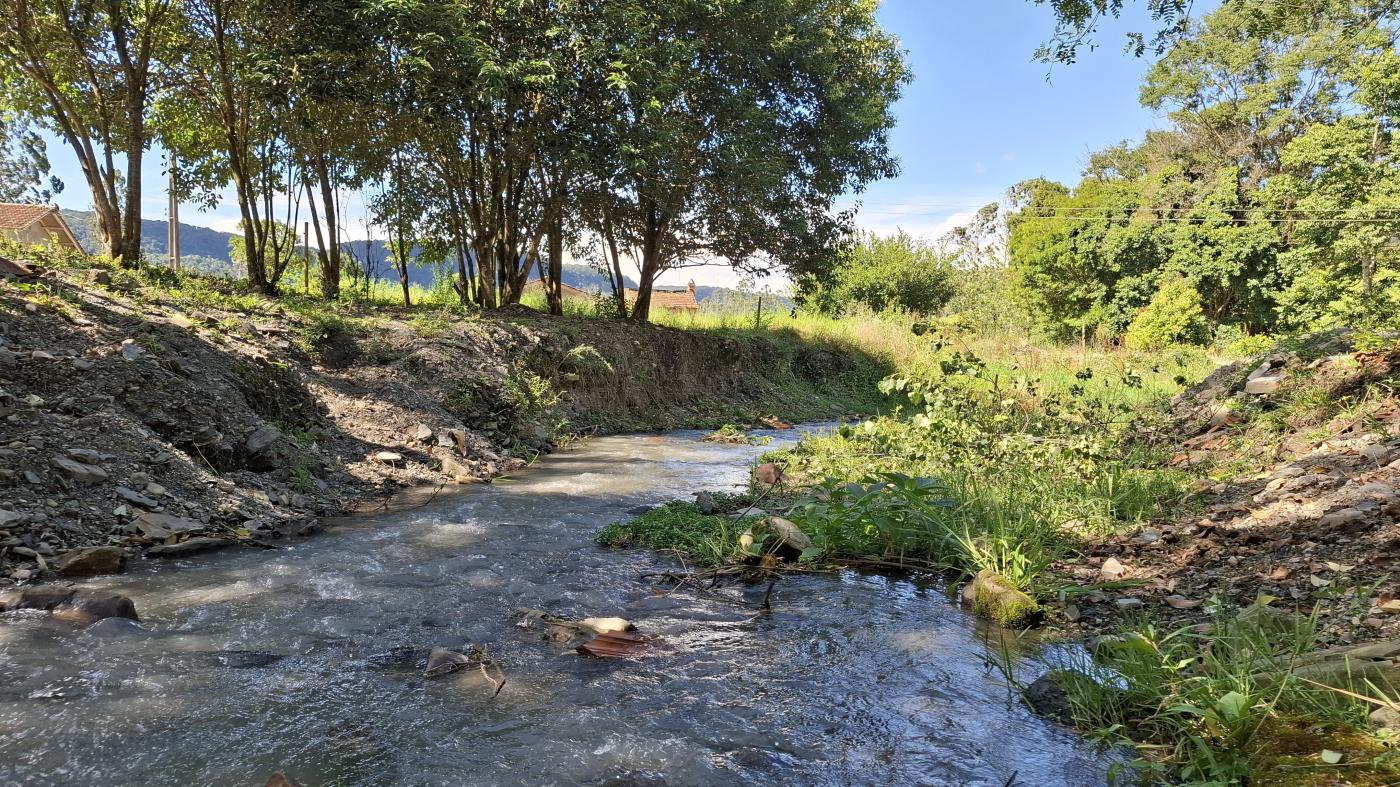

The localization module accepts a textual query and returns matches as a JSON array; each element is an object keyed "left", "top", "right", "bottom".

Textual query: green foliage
[
  {"left": 1059, "top": 611, "right": 1398, "bottom": 785},
  {"left": 801, "top": 232, "right": 956, "bottom": 317},
  {"left": 1123, "top": 276, "right": 1206, "bottom": 350},
  {"left": 597, "top": 502, "right": 746, "bottom": 566}
]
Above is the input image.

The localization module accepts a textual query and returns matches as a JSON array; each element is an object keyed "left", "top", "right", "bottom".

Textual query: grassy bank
[{"left": 594, "top": 317, "right": 1400, "bottom": 785}]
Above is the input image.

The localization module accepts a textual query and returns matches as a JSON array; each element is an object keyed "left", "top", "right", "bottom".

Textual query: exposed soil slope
[
  {"left": 0, "top": 256, "right": 881, "bottom": 583},
  {"left": 1055, "top": 338, "right": 1400, "bottom": 646}
]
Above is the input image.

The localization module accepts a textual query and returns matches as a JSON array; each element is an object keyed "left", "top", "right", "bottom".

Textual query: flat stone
[
  {"left": 50, "top": 455, "right": 108, "bottom": 484},
  {"left": 373, "top": 451, "right": 404, "bottom": 464},
  {"left": 132, "top": 512, "right": 204, "bottom": 540},
  {"left": 408, "top": 423, "right": 433, "bottom": 443},
  {"left": 0, "top": 509, "right": 25, "bottom": 527},
  {"left": 115, "top": 486, "right": 160, "bottom": 508},
  {"left": 119, "top": 342, "right": 145, "bottom": 361},
  {"left": 1245, "top": 376, "right": 1284, "bottom": 395},
  {"left": 145, "top": 537, "right": 232, "bottom": 558}
]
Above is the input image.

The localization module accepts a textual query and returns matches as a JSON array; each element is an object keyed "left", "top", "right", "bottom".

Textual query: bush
[
  {"left": 807, "top": 231, "right": 955, "bottom": 317},
  {"left": 1123, "top": 276, "right": 1207, "bottom": 350}
]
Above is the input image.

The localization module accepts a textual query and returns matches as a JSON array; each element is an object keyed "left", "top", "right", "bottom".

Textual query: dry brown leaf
[{"left": 1165, "top": 596, "right": 1202, "bottom": 610}]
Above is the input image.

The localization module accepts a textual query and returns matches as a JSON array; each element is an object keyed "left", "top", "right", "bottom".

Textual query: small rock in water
[
  {"left": 1023, "top": 673, "right": 1072, "bottom": 722},
  {"left": 145, "top": 537, "right": 232, "bottom": 558},
  {"left": 425, "top": 647, "right": 471, "bottom": 677},
  {"left": 214, "top": 650, "right": 286, "bottom": 669}
]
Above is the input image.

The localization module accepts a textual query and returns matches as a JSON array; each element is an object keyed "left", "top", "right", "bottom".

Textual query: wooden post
[{"left": 754, "top": 294, "right": 763, "bottom": 330}]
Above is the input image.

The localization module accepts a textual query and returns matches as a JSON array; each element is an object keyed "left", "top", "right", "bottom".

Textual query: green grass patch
[{"left": 597, "top": 501, "right": 756, "bottom": 566}]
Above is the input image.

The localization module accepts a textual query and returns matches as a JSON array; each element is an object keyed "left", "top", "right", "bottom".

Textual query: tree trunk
[
  {"left": 546, "top": 216, "right": 563, "bottom": 316},
  {"left": 313, "top": 157, "right": 340, "bottom": 300}
]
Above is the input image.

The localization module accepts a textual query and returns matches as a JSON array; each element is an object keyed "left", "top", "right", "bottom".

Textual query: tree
[
  {"left": 0, "top": 0, "right": 177, "bottom": 266},
  {"left": 589, "top": 0, "right": 907, "bottom": 322},
  {"left": 0, "top": 113, "right": 61, "bottom": 202}
]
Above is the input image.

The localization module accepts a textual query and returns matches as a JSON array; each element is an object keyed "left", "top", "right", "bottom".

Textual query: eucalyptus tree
[
  {"left": 0, "top": 0, "right": 178, "bottom": 266},
  {"left": 0, "top": 113, "right": 61, "bottom": 202}
]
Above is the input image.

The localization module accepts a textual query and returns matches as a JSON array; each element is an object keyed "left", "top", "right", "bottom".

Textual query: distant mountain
[{"left": 57, "top": 209, "right": 748, "bottom": 300}]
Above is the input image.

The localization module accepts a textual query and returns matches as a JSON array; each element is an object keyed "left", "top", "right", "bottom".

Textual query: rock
[
  {"left": 1, "top": 587, "right": 139, "bottom": 624},
  {"left": 694, "top": 491, "right": 720, "bottom": 515},
  {"left": 580, "top": 617, "right": 635, "bottom": 634},
  {"left": 22, "top": 393, "right": 44, "bottom": 406},
  {"left": 408, "top": 423, "right": 434, "bottom": 443},
  {"left": 144, "top": 482, "right": 167, "bottom": 498},
  {"left": 1245, "top": 375, "right": 1285, "bottom": 395},
  {"left": 55, "top": 546, "right": 126, "bottom": 577},
  {"left": 168, "top": 314, "right": 194, "bottom": 329},
  {"left": 1318, "top": 507, "right": 1369, "bottom": 533},
  {"left": 1129, "top": 528, "right": 1161, "bottom": 545},
  {"left": 119, "top": 341, "right": 145, "bottom": 361},
  {"left": 89, "top": 269, "right": 112, "bottom": 286},
  {"left": 50, "top": 455, "right": 108, "bottom": 484},
  {"left": 115, "top": 486, "right": 160, "bottom": 509},
  {"left": 245, "top": 423, "right": 282, "bottom": 456},
  {"left": 753, "top": 463, "right": 784, "bottom": 487},
  {"left": 133, "top": 512, "right": 204, "bottom": 540},
  {"left": 758, "top": 516, "right": 813, "bottom": 555},
  {"left": 145, "top": 537, "right": 232, "bottom": 558},
  {"left": 53, "top": 593, "right": 139, "bottom": 625},
  {"left": 22, "top": 470, "right": 41, "bottom": 484},
  {"left": 1370, "top": 706, "right": 1400, "bottom": 730},
  {"left": 82, "top": 617, "right": 149, "bottom": 638},
  {"left": 1099, "top": 557, "right": 1125, "bottom": 581},
  {"left": 1023, "top": 672, "right": 1073, "bottom": 722},
  {"left": 30, "top": 350, "right": 56, "bottom": 361},
  {"left": 440, "top": 455, "right": 478, "bottom": 483},
  {"left": 373, "top": 451, "right": 404, "bottom": 465},
  {"left": 0, "top": 509, "right": 26, "bottom": 527},
  {"left": 1116, "top": 597, "right": 1144, "bottom": 610},
  {"left": 425, "top": 647, "right": 471, "bottom": 677},
  {"left": 961, "top": 569, "right": 1039, "bottom": 626},
  {"left": 265, "top": 772, "right": 300, "bottom": 787}
]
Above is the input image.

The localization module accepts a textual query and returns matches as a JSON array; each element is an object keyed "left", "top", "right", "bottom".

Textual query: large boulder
[
  {"left": 54, "top": 546, "right": 127, "bottom": 577},
  {"left": 962, "top": 569, "right": 1039, "bottom": 626},
  {"left": 0, "top": 587, "right": 139, "bottom": 623}
]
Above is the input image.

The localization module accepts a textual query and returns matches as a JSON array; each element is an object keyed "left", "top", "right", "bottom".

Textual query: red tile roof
[
  {"left": 624, "top": 284, "right": 699, "bottom": 311},
  {"left": 0, "top": 203, "right": 56, "bottom": 231}
]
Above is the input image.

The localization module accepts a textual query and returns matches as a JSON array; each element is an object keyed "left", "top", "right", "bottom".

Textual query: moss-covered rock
[{"left": 961, "top": 568, "right": 1038, "bottom": 626}]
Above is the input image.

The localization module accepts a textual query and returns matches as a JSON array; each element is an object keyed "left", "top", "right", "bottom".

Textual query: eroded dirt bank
[{"left": 0, "top": 260, "right": 881, "bottom": 585}]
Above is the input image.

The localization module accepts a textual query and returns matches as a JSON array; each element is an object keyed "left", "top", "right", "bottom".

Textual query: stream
[{"left": 0, "top": 428, "right": 1111, "bottom": 786}]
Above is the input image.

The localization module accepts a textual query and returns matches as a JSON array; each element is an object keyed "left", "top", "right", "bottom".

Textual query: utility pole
[
  {"left": 167, "top": 154, "right": 181, "bottom": 271},
  {"left": 303, "top": 221, "right": 310, "bottom": 295}
]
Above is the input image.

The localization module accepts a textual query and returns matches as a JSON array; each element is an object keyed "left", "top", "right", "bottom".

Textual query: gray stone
[
  {"left": 408, "top": 423, "right": 434, "bottom": 443},
  {"left": 82, "top": 617, "right": 149, "bottom": 638},
  {"left": 694, "top": 490, "right": 720, "bottom": 515},
  {"left": 115, "top": 486, "right": 160, "bottom": 508},
  {"left": 1116, "top": 597, "right": 1144, "bottom": 610},
  {"left": 50, "top": 455, "right": 108, "bottom": 484},
  {"left": 145, "top": 537, "right": 232, "bottom": 558},
  {"left": 373, "top": 451, "right": 404, "bottom": 464},
  {"left": 0, "top": 509, "right": 25, "bottom": 527},
  {"left": 88, "top": 269, "right": 111, "bottom": 286},
  {"left": 245, "top": 423, "right": 281, "bottom": 455},
  {"left": 55, "top": 546, "right": 126, "bottom": 577},
  {"left": 132, "top": 512, "right": 204, "bottom": 540},
  {"left": 1245, "top": 375, "right": 1284, "bottom": 395},
  {"left": 119, "top": 342, "right": 145, "bottom": 361}
]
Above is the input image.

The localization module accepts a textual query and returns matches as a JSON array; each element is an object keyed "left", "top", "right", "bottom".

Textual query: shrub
[
  {"left": 1123, "top": 276, "right": 1207, "bottom": 350},
  {"left": 807, "top": 231, "right": 955, "bottom": 317}
]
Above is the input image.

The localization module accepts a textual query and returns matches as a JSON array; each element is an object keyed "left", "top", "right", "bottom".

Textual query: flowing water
[{"left": 0, "top": 429, "right": 1110, "bottom": 786}]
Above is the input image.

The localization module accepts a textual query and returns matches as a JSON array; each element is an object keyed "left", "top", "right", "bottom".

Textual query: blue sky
[{"left": 39, "top": 0, "right": 1179, "bottom": 287}]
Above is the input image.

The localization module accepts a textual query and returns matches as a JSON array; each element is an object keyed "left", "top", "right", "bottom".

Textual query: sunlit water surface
[{"left": 0, "top": 428, "right": 1110, "bottom": 786}]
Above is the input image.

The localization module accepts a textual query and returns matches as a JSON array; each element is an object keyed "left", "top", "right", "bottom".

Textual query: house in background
[
  {"left": 625, "top": 280, "right": 700, "bottom": 313},
  {"left": 0, "top": 203, "right": 83, "bottom": 252},
  {"left": 521, "top": 278, "right": 595, "bottom": 306}
]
